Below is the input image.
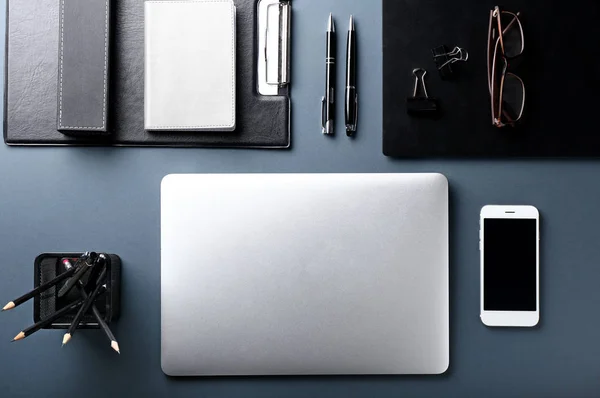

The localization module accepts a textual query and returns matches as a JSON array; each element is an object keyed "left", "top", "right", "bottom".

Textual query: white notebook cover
[{"left": 144, "top": 0, "right": 236, "bottom": 131}]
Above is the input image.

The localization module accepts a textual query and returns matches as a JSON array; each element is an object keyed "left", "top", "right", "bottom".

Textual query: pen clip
[
  {"left": 321, "top": 96, "right": 327, "bottom": 132},
  {"left": 352, "top": 93, "right": 358, "bottom": 131}
]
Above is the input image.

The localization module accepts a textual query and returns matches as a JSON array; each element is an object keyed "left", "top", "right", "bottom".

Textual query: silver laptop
[{"left": 161, "top": 174, "right": 449, "bottom": 376}]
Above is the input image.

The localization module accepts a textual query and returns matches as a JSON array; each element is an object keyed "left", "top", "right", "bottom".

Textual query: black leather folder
[
  {"left": 4, "top": 0, "right": 291, "bottom": 148},
  {"left": 383, "top": 0, "right": 600, "bottom": 158}
]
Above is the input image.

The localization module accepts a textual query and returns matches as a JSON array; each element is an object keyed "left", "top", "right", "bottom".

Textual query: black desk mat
[
  {"left": 4, "top": 0, "right": 290, "bottom": 148},
  {"left": 383, "top": 0, "right": 600, "bottom": 158}
]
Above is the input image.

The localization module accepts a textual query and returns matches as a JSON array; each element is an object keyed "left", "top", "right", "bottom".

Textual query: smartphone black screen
[{"left": 484, "top": 218, "right": 537, "bottom": 311}]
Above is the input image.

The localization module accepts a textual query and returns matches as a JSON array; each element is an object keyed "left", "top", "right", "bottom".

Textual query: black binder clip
[
  {"left": 432, "top": 45, "right": 468, "bottom": 80},
  {"left": 406, "top": 68, "right": 439, "bottom": 117}
]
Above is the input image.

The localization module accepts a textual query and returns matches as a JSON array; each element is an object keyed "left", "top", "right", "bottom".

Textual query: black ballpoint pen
[
  {"left": 321, "top": 13, "right": 336, "bottom": 135},
  {"left": 345, "top": 15, "right": 358, "bottom": 136}
]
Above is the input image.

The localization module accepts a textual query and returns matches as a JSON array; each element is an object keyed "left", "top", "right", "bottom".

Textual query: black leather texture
[
  {"left": 383, "top": 0, "right": 600, "bottom": 158},
  {"left": 57, "top": 0, "right": 111, "bottom": 133},
  {"left": 4, "top": 0, "right": 291, "bottom": 148}
]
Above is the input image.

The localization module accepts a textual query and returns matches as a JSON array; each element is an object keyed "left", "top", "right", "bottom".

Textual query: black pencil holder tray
[{"left": 33, "top": 253, "right": 121, "bottom": 329}]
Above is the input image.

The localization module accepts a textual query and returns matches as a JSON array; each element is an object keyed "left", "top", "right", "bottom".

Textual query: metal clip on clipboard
[{"left": 258, "top": 0, "right": 291, "bottom": 96}]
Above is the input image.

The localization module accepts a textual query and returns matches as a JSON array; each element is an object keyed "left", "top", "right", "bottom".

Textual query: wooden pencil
[
  {"left": 94, "top": 306, "right": 120, "bottom": 354},
  {"left": 62, "top": 258, "right": 120, "bottom": 354},
  {"left": 57, "top": 253, "right": 97, "bottom": 298},
  {"left": 12, "top": 297, "right": 85, "bottom": 341},
  {"left": 62, "top": 267, "right": 107, "bottom": 346},
  {"left": 2, "top": 266, "right": 77, "bottom": 311}
]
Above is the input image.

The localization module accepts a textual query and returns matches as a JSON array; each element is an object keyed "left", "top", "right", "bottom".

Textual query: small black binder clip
[
  {"left": 406, "top": 68, "right": 439, "bottom": 117},
  {"left": 432, "top": 45, "right": 468, "bottom": 79}
]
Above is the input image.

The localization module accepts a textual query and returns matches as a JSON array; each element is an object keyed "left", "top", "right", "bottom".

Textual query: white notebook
[{"left": 144, "top": 0, "right": 236, "bottom": 131}]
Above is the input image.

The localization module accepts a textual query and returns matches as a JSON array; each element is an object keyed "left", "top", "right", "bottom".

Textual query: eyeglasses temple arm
[{"left": 502, "top": 11, "right": 521, "bottom": 36}]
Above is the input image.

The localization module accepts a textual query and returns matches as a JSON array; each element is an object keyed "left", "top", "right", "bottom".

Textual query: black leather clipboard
[
  {"left": 4, "top": 0, "right": 291, "bottom": 148},
  {"left": 383, "top": 0, "right": 600, "bottom": 158}
]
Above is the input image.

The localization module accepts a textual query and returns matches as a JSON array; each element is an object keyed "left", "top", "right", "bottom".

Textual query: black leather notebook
[
  {"left": 383, "top": 0, "right": 600, "bottom": 158},
  {"left": 4, "top": 0, "right": 290, "bottom": 148}
]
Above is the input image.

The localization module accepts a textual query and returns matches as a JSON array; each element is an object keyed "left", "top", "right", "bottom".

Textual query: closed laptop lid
[{"left": 161, "top": 173, "right": 449, "bottom": 376}]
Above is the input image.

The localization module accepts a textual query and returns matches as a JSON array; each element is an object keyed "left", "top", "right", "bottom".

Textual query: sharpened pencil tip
[
  {"left": 111, "top": 341, "right": 120, "bottom": 354},
  {"left": 62, "top": 333, "right": 71, "bottom": 346},
  {"left": 3, "top": 302, "right": 15, "bottom": 311},
  {"left": 12, "top": 332, "right": 25, "bottom": 342}
]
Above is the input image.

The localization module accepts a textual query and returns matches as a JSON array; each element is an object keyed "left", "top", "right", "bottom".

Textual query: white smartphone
[{"left": 480, "top": 205, "right": 540, "bottom": 327}]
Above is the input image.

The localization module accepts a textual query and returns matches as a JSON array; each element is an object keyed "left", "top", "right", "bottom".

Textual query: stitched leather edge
[{"left": 57, "top": 0, "right": 109, "bottom": 130}]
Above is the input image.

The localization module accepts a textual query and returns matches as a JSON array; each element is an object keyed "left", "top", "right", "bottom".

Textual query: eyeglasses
[{"left": 487, "top": 6, "right": 525, "bottom": 128}]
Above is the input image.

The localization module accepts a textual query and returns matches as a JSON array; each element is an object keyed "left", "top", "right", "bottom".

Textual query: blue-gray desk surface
[{"left": 0, "top": 1, "right": 599, "bottom": 397}]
